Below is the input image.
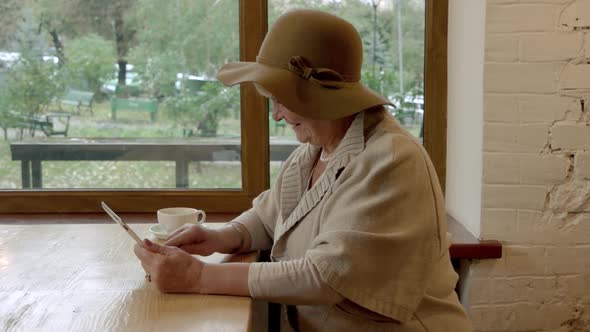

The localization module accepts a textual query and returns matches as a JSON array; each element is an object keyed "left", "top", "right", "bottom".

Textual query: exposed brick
[
  {"left": 519, "top": 95, "right": 581, "bottom": 123},
  {"left": 484, "top": 123, "right": 549, "bottom": 153},
  {"left": 551, "top": 123, "right": 590, "bottom": 150},
  {"left": 559, "top": 63, "right": 590, "bottom": 92},
  {"left": 483, "top": 154, "right": 520, "bottom": 184},
  {"left": 484, "top": 184, "right": 547, "bottom": 209},
  {"left": 485, "top": 63, "right": 562, "bottom": 94},
  {"left": 546, "top": 246, "right": 590, "bottom": 274},
  {"left": 487, "top": 4, "right": 558, "bottom": 33},
  {"left": 486, "top": 35, "right": 519, "bottom": 62},
  {"left": 504, "top": 245, "right": 546, "bottom": 276},
  {"left": 484, "top": 94, "right": 518, "bottom": 123},
  {"left": 520, "top": 32, "right": 584, "bottom": 61},
  {"left": 549, "top": 180, "right": 590, "bottom": 212},
  {"left": 482, "top": 208, "right": 517, "bottom": 241},
  {"left": 520, "top": 155, "right": 570, "bottom": 184},
  {"left": 574, "top": 152, "right": 590, "bottom": 179}
]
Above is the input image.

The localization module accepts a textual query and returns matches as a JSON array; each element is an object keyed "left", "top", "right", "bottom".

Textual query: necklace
[{"left": 319, "top": 148, "right": 333, "bottom": 163}]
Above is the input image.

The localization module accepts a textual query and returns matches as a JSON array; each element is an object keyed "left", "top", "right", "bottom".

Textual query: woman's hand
[
  {"left": 134, "top": 239, "right": 204, "bottom": 293},
  {"left": 165, "top": 223, "right": 244, "bottom": 255}
]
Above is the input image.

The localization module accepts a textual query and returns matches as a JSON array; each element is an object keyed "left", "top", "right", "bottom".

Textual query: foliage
[
  {"left": 163, "top": 82, "right": 238, "bottom": 137},
  {"left": 4, "top": 48, "right": 64, "bottom": 119},
  {"left": 0, "top": 0, "right": 23, "bottom": 49},
  {"left": 62, "top": 34, "right": 116, "bottom": 94},
  {"left": 128, "top": 0, "right": 240, "bottom": 132},
  {"left": 270, "top": 0, "right": 425, "bottom": 95}
]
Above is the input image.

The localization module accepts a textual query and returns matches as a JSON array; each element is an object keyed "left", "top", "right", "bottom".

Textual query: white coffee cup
[{"left": 157, "top": 207, "right": 206, "bottom": 234}]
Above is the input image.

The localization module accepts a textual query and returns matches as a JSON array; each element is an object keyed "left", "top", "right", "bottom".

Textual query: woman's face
[
  {"left": 271, "top": 99, "right": 323, "bottom": 145},
  {"left": 256, "top": 83, "right": 351, "bottom": 148}
]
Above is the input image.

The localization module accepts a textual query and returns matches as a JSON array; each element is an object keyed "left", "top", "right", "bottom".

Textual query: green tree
[
  {"left": 164, "top": 82, "right": 237, "bottom": 137},
  {"left": 64, "top": 0, "right": 138, "bottom": 86},
  {"left": 5, "top": 47, "right": 64, "bottom": 120},
  {"left": 62, "top": 34, "right": 115, "bottom": 94},
  {"left": 128, "top": 0, "right": 240, "bottom": 133}
]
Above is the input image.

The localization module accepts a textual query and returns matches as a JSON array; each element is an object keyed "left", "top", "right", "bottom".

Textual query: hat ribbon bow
[{"left": 288, "top": 56, "right": 345, "bottom": 89}]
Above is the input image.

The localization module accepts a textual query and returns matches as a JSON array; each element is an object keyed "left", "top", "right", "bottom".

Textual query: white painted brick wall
[
  {"left": 484, "top": 94, "right": 518, "bottom": 123},
  {"left": 520, "top": 154, "right": 570, "bottom": 184},
  {"left": 574, "top": 152, "right": 590, "bottom": 179},
  {"left": 471, "top": 1, "right": 590, "bottom": 330},
  {"left": 470, "top": 304, "right": 515, "bottom": 331},
  {"left": 551, "top": 123, "right": 590, "bottom": 150},
  {"left": 546, "top": 246, "right": 590, "bottom": 274},
  {"left": 486, "top": 35, "right": 519, "bottom": 62},
  {"left": 483, "top": 153, "right": 569, "bottom": 184},
  {"left": 483, "top": 184, "right": 547, "bottom": 209},
  {"left": 517, "top": 211, "right": 590, "bottom": 245},
  {"left": 518, "top": 95, "right": 580, "bottom": 123},
  {"left": 487, "top": 4, "right": 559, "bottom": 32},
  {"left": 519, "top": 32, "right": 584, "bottom": 61},
  {"left": 484, "top": 123, "right": 549, "bottom": 152},
  {"left": 484, "top": 94, "right": 580, "bottom": 124},
  {"left": 485, "top": 63, "right": 562, "bottom": 93},
  {"left": 484, "top": 153, "right": 520, "bottom": 183},
  {"left": 481, "top": 208, "right": 517, "bottom": 240},
  {"left": 504, "top": 245, "right": 546, "bottom": 275},
  {"left": 558, "top": 63, "right": 590, "bottom": 91}
]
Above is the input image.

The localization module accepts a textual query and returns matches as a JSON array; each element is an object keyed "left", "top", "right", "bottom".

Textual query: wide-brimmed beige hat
[{"left": 216, "top": 9, "right": 393, "bottom": 120}]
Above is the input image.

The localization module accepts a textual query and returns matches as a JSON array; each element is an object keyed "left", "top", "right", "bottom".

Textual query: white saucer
[{"left": 149, "top": 224, "right": 170, "bottom": 240}]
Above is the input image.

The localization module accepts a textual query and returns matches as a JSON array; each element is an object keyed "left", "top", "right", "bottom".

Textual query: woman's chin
[{"left": 293, "top": 131, "right": 310, "bottom": 144}]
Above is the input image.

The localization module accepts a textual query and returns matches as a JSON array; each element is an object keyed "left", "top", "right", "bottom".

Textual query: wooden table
[
  {"left": 0, "top": 223, "right": 257, "bottom": 332},
  {"left": 10, "top": 138, "right": 299, "bottom": 189}
]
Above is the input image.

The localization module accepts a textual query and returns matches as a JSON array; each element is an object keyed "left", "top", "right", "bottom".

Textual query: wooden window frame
[{"left": 0, "top": 0, "right": 447, "bottom": 213}]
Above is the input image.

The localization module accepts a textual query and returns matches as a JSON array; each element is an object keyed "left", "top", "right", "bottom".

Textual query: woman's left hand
[{"left": 133, "top": 238, "right": 204, "bottom": 293}]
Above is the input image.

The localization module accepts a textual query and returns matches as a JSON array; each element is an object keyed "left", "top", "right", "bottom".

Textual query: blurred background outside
[{"left": 0, "top": 0, "right": 424, "bottom": 190}]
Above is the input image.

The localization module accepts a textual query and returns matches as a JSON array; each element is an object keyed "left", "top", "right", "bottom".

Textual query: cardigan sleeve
[
  {"left": 248, "top": 258, "right": 344, "bottom": 305},
  {"left": 232, "top": 208, "right": 273, "bottom": 251}
]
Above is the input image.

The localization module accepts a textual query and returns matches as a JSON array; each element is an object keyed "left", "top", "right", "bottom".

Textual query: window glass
[
  {"left": 0, "top": 0, "right": 241, "bottom": 190},
  {"left": 268, "top": 0, "right": 425, "bottom": 184}
]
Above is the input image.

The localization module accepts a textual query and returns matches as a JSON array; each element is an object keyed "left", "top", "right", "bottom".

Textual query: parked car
[
  {"left": 175, "top": 73, "right": 215, "bottom": 93},
  {"left": 389, "top": 93, "right": 424, "bottom": 125},
  {"left": 100, "top": 64, "right": 141, "bottom": 95}
]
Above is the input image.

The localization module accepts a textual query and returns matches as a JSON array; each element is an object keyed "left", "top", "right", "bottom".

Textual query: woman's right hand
[{"left": 164, "top": 223, "right": 241, "bottom": 256}]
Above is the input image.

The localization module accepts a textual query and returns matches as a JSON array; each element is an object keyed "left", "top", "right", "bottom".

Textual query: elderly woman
[{"left": 134, "top": 9, "right": 471, "bottom": 331}]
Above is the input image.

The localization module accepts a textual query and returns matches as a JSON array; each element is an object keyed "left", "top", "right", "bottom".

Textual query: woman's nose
[{"left": 271, "top": 102, "right": 282, "bottom": 122}]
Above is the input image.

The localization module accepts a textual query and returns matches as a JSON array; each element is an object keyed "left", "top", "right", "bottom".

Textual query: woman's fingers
[
  {"left": 165, "top": 225, "right": 202, "bottom": 247},
  {"left": 166, "top": 224, "right": 189, "bottom": 240}
]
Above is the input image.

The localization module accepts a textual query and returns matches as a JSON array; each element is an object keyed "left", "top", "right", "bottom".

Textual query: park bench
[
  {"left": 1, "top": 111, "right": 70, "bottom": 139},
  {"left": 59, "top": 89, "right": 94, "bottom": 114},
  {"left": 111, "top": 97, "right": 158, "bottom": 122}
]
